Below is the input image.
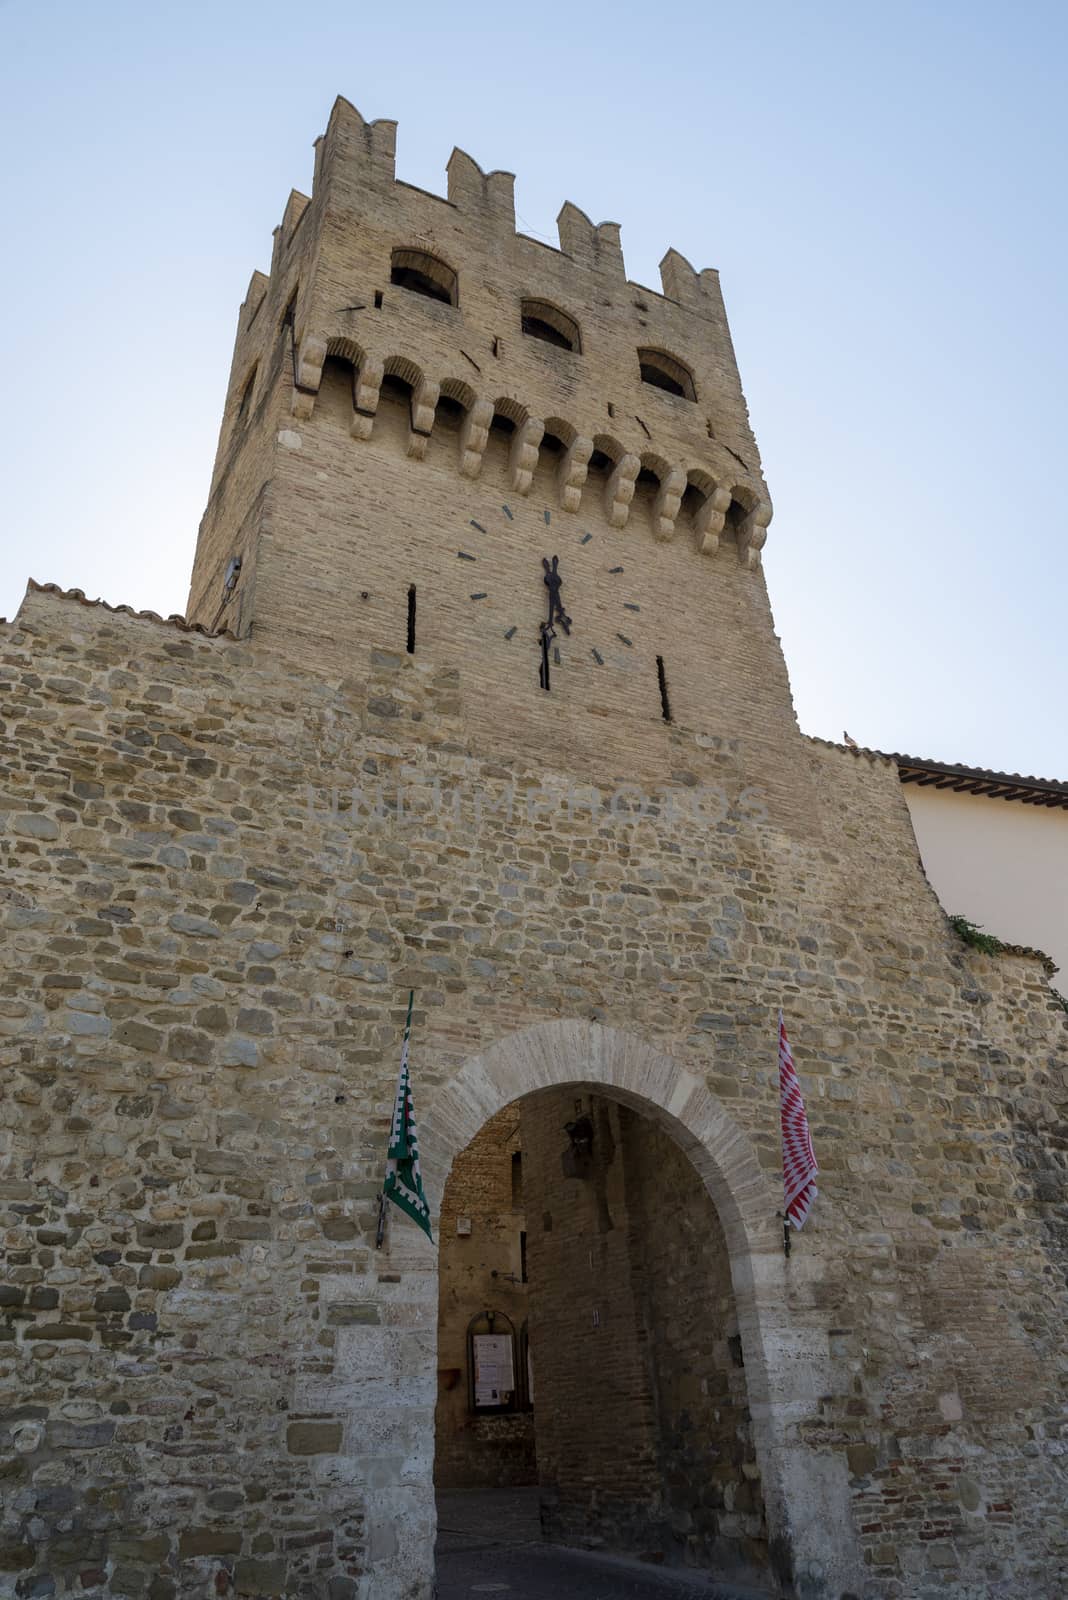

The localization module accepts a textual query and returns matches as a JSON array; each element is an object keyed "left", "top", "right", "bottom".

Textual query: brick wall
[{"left": 518, "top": 1091, "right": 768, "bottom": 1579}]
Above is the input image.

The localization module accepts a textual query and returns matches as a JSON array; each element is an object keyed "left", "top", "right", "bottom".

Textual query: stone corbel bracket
[
  {"left": 459, "top": 399, "right": 494, "bottom": 478},
  {"left": 407, "top": 376, "right": 441, "bottom": 460},
  {"left": 557, "top": 436, "right": 593, "bottom": 512},
  {"left": 509, "top": 417, "right": 545, "bottom": 495},
  {"left": 351, "top": 356, "right": 384, "bottom": 440},
  {"left": 694, "top": 486, "right": 732, "bottom": 554},
  {"left": 283, "top": 331, "right": 772, "bottom": 562},
  {"left": 605, "top": 454, "right": 640, "bottom": 529},
  {"left": 737, "top": 501, "right": 772, "bottom": 568},
  {"left": 292, "top": 335, "right": 328, "bottom": 420},
  {"left": 652, "top": 466, "right": 688, "bottom": 541}
]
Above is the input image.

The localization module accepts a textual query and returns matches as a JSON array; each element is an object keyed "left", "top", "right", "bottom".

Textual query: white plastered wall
[{"left": 903, "top": 786, "right": 1068, "bottom": 988}]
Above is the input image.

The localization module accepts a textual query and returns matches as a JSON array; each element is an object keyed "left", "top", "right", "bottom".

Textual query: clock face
[{"left": 454, "top": 498, "right": 644, "bottom": 699}]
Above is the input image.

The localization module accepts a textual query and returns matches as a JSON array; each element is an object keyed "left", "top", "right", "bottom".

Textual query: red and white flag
[{"left": 779, "top": 1011, "right": 818, "bottom": 1230}]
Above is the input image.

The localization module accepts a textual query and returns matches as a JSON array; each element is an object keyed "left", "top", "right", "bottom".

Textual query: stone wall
[
  {"left": 434, "top": 1107, "right": 534, "bottom": 1489},
  {"left": 0, "top": 587, "right": 1066, "bottom": 1600}
]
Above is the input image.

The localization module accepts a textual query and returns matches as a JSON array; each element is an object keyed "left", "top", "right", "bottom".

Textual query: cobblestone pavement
[{"left": 435, "top": 1490, "right": 778, "bottom": 1600}]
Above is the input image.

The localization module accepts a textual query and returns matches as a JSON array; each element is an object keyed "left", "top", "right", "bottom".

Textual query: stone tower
[
  {"left": 185, "top": 96, "right": 797, "bottom": 814},
  {"left": 2, "top": 97, "right": 1066, "bottom": 1600}
]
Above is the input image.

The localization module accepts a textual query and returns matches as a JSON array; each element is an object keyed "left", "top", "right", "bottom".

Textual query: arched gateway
[{"left": 405, "top": 1020, "right": 865, "bottom": 1600}]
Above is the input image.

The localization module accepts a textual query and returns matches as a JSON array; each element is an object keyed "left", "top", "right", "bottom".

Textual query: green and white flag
[{"left": 382, "top": 991, "right": 433, "bottom": 1243}]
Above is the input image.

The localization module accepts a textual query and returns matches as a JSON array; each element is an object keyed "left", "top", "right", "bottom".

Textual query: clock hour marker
[
  {"left": 458, "top": 551, "right": 476, "bottom": 561},
  {"left": 623, "top": 602, "right": 640, "bottom": 612},
  {"left": 544, "top": 508, "right": 551, "bottom": 524},
  {"left": 504, "top": 626, "right": 517, "bottom": 640},
  {"left": 580, "top": 532, "right": 593, "bottom": 545},
  {"left": 609, "top": 565, "right": 624, "bottom": 574},
  {"left": 502, "top": 504, "right": 514, "bottom": 520},
  {"left": 470, "top": 592, "right": 487, "bottom": 600},
  {"left": 470, "top": 520, "right": 487, "bottom": 534},
  {"left": 591, "top": 648, "right": 604, "bottom": 665},
  {"left": 617, "top": 633, "right": 632, "bottom": 647}
]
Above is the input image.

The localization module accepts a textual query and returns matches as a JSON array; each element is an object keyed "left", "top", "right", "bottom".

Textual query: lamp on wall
[{"left": 561, "top": 1114, "right": 594, "bottom": 1180}]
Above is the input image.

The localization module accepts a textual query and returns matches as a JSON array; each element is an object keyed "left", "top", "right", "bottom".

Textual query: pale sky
[{"left": 1, "top": 0, "right": 1064, "bottom": 778}]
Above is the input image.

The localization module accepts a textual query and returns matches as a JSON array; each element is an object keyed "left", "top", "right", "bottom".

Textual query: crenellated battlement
[{"left": 203, "top": 98, "right": 770, "bottom": 557}]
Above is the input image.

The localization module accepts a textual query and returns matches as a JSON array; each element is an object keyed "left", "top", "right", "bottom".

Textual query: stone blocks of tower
[{"left": 187, "top": 98, "right": 787, "bottom": 817}]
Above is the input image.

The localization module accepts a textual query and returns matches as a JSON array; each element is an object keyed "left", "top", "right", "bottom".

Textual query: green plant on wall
[{"left": 948, "top": 914, "right": 1005, "bottom": 956}]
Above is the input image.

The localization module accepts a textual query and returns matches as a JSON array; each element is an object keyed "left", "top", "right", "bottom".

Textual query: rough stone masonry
[{"left": 1, "top": 96, "right": 1066, "bottom": 1600}]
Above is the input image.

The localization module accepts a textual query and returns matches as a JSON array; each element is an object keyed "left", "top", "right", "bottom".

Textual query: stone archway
[{"left": 414, "top": 1020, "right": 864, "bottom": 1600}]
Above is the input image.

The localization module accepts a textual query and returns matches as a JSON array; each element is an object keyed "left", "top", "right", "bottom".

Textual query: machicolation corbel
[
  {"left": 292, "top": 336, "right": 328, "bottom": 419},
  {"left": 353, "top": 356, "right": 384, "bottom": 437},
  {"left": 737, "top": 502, "right": 772, "bottom": 568},
  {"left": 558, "top": 436, "right": 593, "bottom": 512},
  {"left": 408, "top": 376, "right": 441, "bottom": 459},
  {"left": 652, "top": 466, "right": 687, "bottom": 541},
  {"left": 459, "top": 400, "right": 494, "bottom": 478},
  {"left": 509, "top": 417, "right": 545, "bottom": 495},
  {"left": 694, "top": 486, "right": 732, "bottom": 554},
  {"left": 605, "top": 454, "right": 641, "bottom": 528}
]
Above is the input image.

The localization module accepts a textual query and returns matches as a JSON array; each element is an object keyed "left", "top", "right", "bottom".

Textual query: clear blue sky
[{"left": 2, "top": 1, "right": 1064, "bottom": 776}]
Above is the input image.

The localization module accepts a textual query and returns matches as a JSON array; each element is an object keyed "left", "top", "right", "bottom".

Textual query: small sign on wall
[{"left": 473, "top": 1332, "right": 515, "bottom": 1409}]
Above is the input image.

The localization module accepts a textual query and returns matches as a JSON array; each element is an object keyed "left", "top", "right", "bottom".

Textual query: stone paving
[{"left": 434, "top": 1490, "right": 778, "bottom": 1600}]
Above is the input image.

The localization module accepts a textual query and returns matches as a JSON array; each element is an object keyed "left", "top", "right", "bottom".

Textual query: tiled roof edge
[
  {"left": 8, "top": 580, "right": 240, "bottom": 641},
  {"left": 804, "top": 735, "right": 1067, "bottom": 806}
]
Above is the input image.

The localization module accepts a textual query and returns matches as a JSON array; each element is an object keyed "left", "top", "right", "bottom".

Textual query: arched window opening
[
  {"left": 637, "top": 347, "right": 696, "bottom": 402},
  {"left": 520, "top": 299, "right": 581, "bottom": 353},
  {"left": 489, "top": 411, "right": 516, "bottom": 439},
  {"left": 587, "top": 447, "right": 613, "bottom": 479},
  {"left": 390, "top": 248, "right": 458, "bottom": 307}
]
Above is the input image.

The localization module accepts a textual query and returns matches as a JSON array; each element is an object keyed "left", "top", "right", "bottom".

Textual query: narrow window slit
[
  {"left": 407, "top": 586, "right": 416, "bottom": 654},
  {"left": 657, "top": 656, "right": 672, "bottom": 722},
  {"left": 374, "top": 290, "right": 384, "bottom": 309}
]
